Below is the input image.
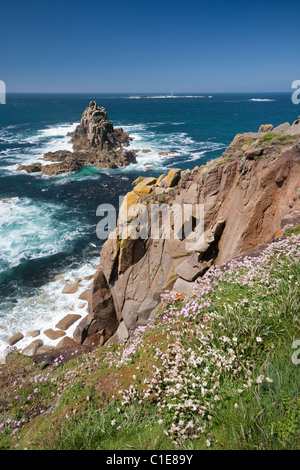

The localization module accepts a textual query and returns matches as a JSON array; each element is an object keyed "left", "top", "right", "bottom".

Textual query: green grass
[
  {"left": 259, "top": 133, "right": 278, "bottom": 143},
  {"left": 258, "top": 132, "right": 298, "bottom": 146},
  {"left": 47, "top": 402, "right": 171, "bottom": 450},
  {"left": 285, "top": 223, "right": 300, "bottom": 237},
  {"left": 271, "top": 134, "right": 299, "bottom": 145},
  {"left": 236, "top": 137, "right": 256, "bottom": 149}
]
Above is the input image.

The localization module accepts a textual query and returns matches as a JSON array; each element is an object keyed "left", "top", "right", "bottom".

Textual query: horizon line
[{"left": 4, "top": 90, "right": 292, "bottom": 95}]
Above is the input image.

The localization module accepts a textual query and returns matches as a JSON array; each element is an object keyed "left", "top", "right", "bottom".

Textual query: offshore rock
[{"left": 16, "top": 101, "right": 137, "bottom": 175}]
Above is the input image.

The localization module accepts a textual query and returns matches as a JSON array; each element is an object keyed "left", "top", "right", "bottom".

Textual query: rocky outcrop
[
  {"left": 72, "top": 120, "right": 300, "bottom": 345},
  {"left": 70, "top": 102, "right": 130, "bottom": 152},
  {"left": 16, "top": 101, "right": 137, "bottom": 175}
]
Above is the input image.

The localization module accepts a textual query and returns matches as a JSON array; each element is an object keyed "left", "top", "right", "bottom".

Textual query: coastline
[{"left": 1, "top": 96, "right": 300, "bottom": 360}]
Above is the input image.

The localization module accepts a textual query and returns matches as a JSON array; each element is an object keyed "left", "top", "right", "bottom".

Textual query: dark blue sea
[{"left": 0, "top": 92, "right": 298, "bottom": 350}]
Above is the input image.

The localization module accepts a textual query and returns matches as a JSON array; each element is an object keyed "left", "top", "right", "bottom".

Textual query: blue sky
[{"left": 1, "top": 0, "right": 299, "bottom": 93}]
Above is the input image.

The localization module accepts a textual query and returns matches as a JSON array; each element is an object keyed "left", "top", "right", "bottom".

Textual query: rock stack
[{"left": 16, "top": 101, "right": 137, "bottom": 175}]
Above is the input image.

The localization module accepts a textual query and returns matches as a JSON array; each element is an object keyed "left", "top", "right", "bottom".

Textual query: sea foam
[
  {"left": 0, "top": 122, "right": 79, "bottom": 172},
  {"left": 0, "top": 197, "right": 87, "bottom": 274},
  {"left": 118, "top": 123, "right": 226, "bottom": 172},
  {"left": 249, "top": 98, "right": 275, "bottom": 102}
]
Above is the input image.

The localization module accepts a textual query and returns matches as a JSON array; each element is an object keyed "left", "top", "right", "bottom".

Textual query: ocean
[{"left": 0, "top": 91, "right": 298, "bottom": 353}]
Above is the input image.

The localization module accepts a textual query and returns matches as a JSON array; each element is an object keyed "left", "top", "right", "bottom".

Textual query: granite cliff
[
  {"left": 74, "top": 118, "right": 300, "bottom": 347},
  {"left": 16, "top": 101, "right": 137, "bottom": 175}
]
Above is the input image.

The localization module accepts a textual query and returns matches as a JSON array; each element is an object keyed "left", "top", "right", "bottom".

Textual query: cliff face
[
  {"left": 74, "top": 120, "right": 300, "bottom": 347},
  {"left": 17, "top": 101, "right": 137, "bottom": 175}
]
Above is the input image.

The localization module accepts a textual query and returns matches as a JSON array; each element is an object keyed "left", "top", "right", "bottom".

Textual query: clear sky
[{"left": 1, "top": 0, "right": 300, "bottom": 93}]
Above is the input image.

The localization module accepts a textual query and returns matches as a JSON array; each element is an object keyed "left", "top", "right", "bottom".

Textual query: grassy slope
[{"left": 0, "top": 229, "right": 299, "bottom": 450}]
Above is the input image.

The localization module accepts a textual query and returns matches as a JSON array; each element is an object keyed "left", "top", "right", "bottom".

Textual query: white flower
[
  {"left": 234, "top": 403, "right": 239, "bottom": 409},
  {"left": 256, "top": 337, "right": 262, "bottom": 343},
  {"left": 266, "top": 377, "right": 273, "bottom": 383}
]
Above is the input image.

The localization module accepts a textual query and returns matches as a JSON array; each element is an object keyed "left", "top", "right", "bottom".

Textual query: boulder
[
  {"left": 156, "top": 174, "right": 167, "bottom": 186},
  {"left": 56, "top": 336, "right": 76, "bottom": 348},
  {"left": 132, "top": 177, "right": 157, "bottom": 196},
  {"left": 44, "top": 329, "right": 66, "bottom": 340},
  {"left": 154, "top": 187, "right": 165, "bottom": 195},
  {"left": 259, "top": 124, "right": 273, "bottom": 133},
  {"left": 35, "top": 345, "right": 54, "bottom": 355},
  {"left": 62, "top": 282, "right": 80, "bottom": 294},
  {"left": 55, "top": 314, "right": 81, "bottom": 331},
  {"left": 175, "top": 257, "right": 204, "bottom": 281},
  {"left": 26, "top": 330, "right": 40, "bottom": 338},
  {"left": 158, "top": 151, "right": 175, "bottom": 156},
  {"left": 164, "top": 168, "right": 181, "bottom": 187},
  {"left": 286, "top": 123, "right": 300, "bottom": 135},
  {"left": 78, "top": 289, "right": 90, "bottom": 301},
  {"left": 116, "top": 321, "right": 129, "bottom": 341},
  {"left": 133, "top": 176, "right": 145, "bottom": 186},
  {"left": 118, "top": 191, "right": 140, "bottom": 223},
  {"left": 83, "top": 331, "right": 105, "bottom": 348},
  {"left": 244, "top": 147, "right": 263, "bottom": 160},
  {"left": 22, "top": 340, "right": 43, "bottom": 356},
  {"left": 173, "top": 278, "right": 195, "bottom": 297},
  {"left": 6, "top": 332, "right": 23, "bottom": 346},
  {"left": 272, "top": 122, "right": 291, "bottom": 134}
]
